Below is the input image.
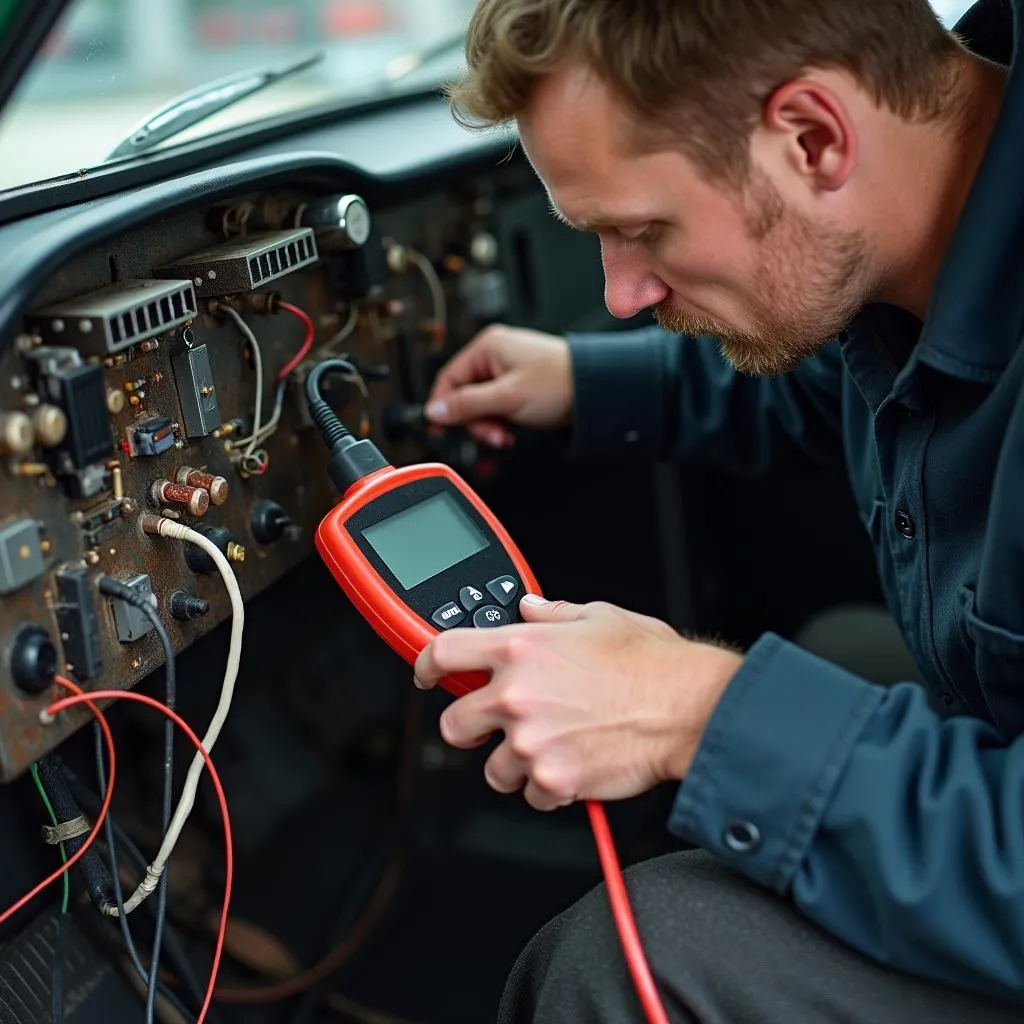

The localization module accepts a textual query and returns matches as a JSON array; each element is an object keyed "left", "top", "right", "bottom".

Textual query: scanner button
[
  {"left": 432, "top": 602, "right": 466, "bottom": 630},
  {"left": 473, "top": 605, "right": 510, "bottom": 629},
  {"left": 486, "top": 576, "right": 519, "bottom": 607},
  {"left": 460, "top": 585, "right": 486, "bottom": 612}
]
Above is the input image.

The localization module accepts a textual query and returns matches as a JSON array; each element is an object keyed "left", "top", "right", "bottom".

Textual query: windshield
[
  {"left": 0, "top": 0, "right": 474, "bottom": 193},
  {"left": 0, "top": 0, "right": 980, "bottom": 196}
]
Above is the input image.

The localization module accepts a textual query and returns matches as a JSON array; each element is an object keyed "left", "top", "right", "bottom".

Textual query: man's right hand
[{"left": 424, "top": 324, "right": 573, "bottom": 448}]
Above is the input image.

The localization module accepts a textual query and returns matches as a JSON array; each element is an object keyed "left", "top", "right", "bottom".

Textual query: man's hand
[
  {"left": 424, "top": 324, "right": 573, "bottom": 449},
  {"left": 413, "top": 595, "right": 743, "bottom": 811}
]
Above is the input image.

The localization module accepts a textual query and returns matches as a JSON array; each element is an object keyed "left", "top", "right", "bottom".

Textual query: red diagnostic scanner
[{"left": 315, "top": 461, "right": 540, "bottom": 695}]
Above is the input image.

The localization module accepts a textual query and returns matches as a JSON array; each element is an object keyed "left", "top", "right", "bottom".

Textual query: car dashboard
[{"left": 0, "top": 94, "right": 605, "bottom": 782}]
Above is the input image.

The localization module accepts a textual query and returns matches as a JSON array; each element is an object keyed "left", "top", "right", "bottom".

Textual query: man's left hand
[{"left": 413, "top": 595, "right": 743, "bottom": 811}]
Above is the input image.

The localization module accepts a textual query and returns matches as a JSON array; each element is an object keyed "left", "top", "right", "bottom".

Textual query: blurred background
[{"left": 0, "top": 0, "right": 981, "bottom": 198}]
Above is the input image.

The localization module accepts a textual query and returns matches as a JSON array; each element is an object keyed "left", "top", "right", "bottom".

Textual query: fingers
[
  {"left": 413, "top": 625, "right": 516, "bottom": 690},
  {"left": 517, "top": 595, "right": 586, "bottom": 623},
  {"left": 483, "top": 743, "right": 529, "bottom": 794},
  {"left": 425, "top": 376, "right": 520, "bottom": 428}
]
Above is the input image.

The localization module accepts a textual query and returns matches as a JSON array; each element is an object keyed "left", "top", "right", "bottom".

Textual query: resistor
[
  {"left": 129, "top": 395, "right": 142, "bottom": 408},
  {"left": 124, "top": 379, "right": 146, "bottom": 393},
  {"left": 176, "top": 466, "right": 229, "bottom": 506},
  {"left": 150, "top": 479, "right": 210, "bottom": 517},
  {"left": 107, "top": 460, "right": 124, "bottom": 501}
]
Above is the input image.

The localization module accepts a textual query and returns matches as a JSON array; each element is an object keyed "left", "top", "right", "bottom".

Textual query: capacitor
[
  {"left": 0, "top": 412, "right": 33, "bottom": 454},
  {"left": 299, "top": 194, "right": 371, "bottom": 250},
  {"left": 108, "top": 461, "right": 124, "bottom": 501},
  {"left": 151, "top": 480, "right": 210, "bottom": 517},
  {"left": 30, "top": 404, "right": 67, "bottom": 448},
  {"left": 176, "top": 466, "right": 229, "bottom": 506},
  {"left": 107, "top": 389, "right": 126, "bottom": 414}
]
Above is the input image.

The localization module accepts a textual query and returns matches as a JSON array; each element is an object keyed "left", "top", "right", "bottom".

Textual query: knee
[{"left": 502, "top": 851, "right": 724, "bottom": 1023}]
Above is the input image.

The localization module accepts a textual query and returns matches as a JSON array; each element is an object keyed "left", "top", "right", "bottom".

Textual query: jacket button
[
  {"left": 724, "top": 821, "right": 761, "bottom": 853},
  {"left": 894, "top": 510, "right": 916, "bottom": 539}
]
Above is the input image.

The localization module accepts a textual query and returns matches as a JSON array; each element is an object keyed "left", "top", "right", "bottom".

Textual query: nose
[{"left": 600, "top": 239, "right": 670, "bottom": 319}]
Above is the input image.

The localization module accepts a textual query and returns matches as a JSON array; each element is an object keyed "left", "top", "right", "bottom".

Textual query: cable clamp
[{"left": 43, "top": 815, "right": 90, "bottom": 844}]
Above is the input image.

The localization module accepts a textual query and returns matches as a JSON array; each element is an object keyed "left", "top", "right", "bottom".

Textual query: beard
[{"left": 655, "top": 174, "right": 873, "bottom": 376}]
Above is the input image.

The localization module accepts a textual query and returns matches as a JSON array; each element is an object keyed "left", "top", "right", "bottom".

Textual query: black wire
[
  {"left": 94, "top": 579, "right": 177, "bottom": 1024},
  {"left": 63, "top": 768, "right": 214, "bottom": 1024},
  {"left": 92, "top": 725, "right": 195, "bottom": 1022}
]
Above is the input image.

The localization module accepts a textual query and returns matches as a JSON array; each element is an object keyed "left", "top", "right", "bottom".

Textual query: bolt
[{"left": 227, "top": 543, "right": 245, "bottom": 564}]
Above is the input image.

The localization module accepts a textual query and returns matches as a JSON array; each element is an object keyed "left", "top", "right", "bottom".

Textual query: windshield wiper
[
  {"left": 384, "top": 31, "right": 466, "bottom": 85},
  {"left": 107, "top": 50, "right": 325, "bottom": 161}
]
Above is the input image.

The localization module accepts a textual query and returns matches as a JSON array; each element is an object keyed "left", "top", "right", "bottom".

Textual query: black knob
[
  {"left": 185, "top": 526, "right": 232, "bottom": 574},
  {"left": 169, "top": 591, "right": 211, "bottom": 621},
  {"left": 382, "top": 402, "right": 426, "bottom": 442},
  {"left": 250, "top": 500, "right": 292, "bottom": 545},
  {"left": 10, "top": 624, "right": 58, "bottom": 695}
]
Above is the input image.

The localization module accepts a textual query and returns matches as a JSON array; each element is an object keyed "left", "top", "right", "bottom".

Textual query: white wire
[
  {"left": 321, "top": 306, "right": 359, "bottom": 354},
  {"left": 220, "top": 305, "right": 265, "bottom": 458},
  {"left": 109, "top": 519, "right": 245, "bottom": 916},
  {"left": 406, "top": 249, "right": 447, "bottom": 337}
]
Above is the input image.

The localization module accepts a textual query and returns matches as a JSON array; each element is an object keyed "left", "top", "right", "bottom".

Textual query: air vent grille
[
  {"left": 155, "top": 229, "right": 319, "bottom": 296},
  {"left": 27, "top": 280, "right": 198, "bottom": 354}
]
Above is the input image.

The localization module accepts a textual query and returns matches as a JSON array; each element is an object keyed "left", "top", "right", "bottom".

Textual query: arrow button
[{"left": 486, "top": 575, "right": 519, "bottom": 607}]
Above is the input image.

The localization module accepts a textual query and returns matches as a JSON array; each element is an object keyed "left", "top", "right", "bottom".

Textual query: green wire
[{"left": 30, "top": 764, "right": 70, "bottom": 915}]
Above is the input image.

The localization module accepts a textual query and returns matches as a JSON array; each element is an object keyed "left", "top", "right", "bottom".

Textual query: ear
[{"left": 760, "top": 78, "right": 857, "bottom": 191}]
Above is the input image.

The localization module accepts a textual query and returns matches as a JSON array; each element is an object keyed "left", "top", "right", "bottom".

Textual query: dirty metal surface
[{"left": 0, "top": 185, "right": 470, "bottom": 780}]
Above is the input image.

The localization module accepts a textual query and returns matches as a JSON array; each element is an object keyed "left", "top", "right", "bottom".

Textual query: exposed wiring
[
  {"left": 321, "top": 306, "right": 359, "bottom": 354},
  {"left": 30, "top": 762, "right": 69, "bottom": 1024},
  {"left": 30, "top": 765, "right": 69, "bottom": 912},
  {"left": 405, "top": 249, "right": 447, "bottom": 347},
  {"left": 43, "top": 682, "right": 234, "bottom": 1024},
  {"left": 586, "top": 801, "right": 670, "bottom": 1024},
  {"left": 93, "top": 725, "right": 196, "bottom": 1024},
  {"left": 96, "top": 578, "right": 176, "bottom": 1024},
  {"left": 113, "top": 518, "right": 244, "bottom": 918},
  {"left": 0, "top": 680, "right": 115, "bottom": 929},
  {"left": 63, "top": 768, "right": 213, "bottom": 1022},
  {"left": 220, "top": 305, "right": 267, "bottom": 470},
  {"left": 277, "top": 301, "right": 316, "bottom": 379}
]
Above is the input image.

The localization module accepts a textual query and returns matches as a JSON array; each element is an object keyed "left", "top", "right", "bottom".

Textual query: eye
[{"left": 618, "top": 224, "right": 661, "bottom": 247}]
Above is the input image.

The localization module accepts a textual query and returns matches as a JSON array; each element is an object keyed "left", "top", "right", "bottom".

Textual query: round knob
[
  {"left": 0, "top": 412, "right": 33, "bottom": 455},
  {"left": 9, "top": 624, "right": 57, "bottom": 695},
  {"left": 169, "top": 591, "right": 211, "bottom": 621},
  {"left": 302, "top": 194, "right": 372, "bottom": 250},
  {"left": 185, "top": 526, "right": 232, "bottom": 574},
  {"left": 30, "top": 405, "right": 67, "bottom": 448},
  {"left": 250, "top": 500, "right": 292, "bottom": 545}
]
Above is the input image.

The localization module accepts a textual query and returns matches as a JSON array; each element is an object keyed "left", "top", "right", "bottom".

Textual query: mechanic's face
[{"left": 519, "top": 64, "right": 872, "bottom": 375}]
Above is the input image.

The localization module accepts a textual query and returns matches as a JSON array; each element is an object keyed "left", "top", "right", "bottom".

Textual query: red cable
[
  {"left": 0, "top": 679, "right": 115, "bottom": 928},
  {"left": 43, "top": 684, "right": 234, "bottom": 1024},
  {"left": 277, "top": 301, "right": 316, "bottom": 379},
  {"left": 586, "top": 800, "right": 671, "bottom": 1024}
]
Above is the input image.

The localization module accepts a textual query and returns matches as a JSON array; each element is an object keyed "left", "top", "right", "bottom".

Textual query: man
[{"left": 414, "top": 0, "right": 1024, "bottom": 1019}]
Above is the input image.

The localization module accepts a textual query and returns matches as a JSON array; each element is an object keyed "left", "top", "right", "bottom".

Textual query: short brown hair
[{"left": 448, "top": 0, "right": 963, "bottom": 183}]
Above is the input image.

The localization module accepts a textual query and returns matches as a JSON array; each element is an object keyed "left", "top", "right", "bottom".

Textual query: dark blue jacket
[{"left": 566, "top": 0, "right": 1024, "bottom": 1004}]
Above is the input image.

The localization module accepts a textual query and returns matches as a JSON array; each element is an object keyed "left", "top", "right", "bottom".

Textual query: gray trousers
[{"left": 497, "top": 850, "right": 1021, "bottom": 1023}]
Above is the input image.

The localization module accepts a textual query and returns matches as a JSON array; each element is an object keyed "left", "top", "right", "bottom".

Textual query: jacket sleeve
[
  {"left": 670, "top": 633, "right": 1024, "bottom": 1004},
  {"left": 567, "top": 326, "right": 847, "bottom": 475}
]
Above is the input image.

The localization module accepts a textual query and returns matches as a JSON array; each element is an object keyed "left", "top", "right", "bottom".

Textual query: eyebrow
[{"left": 548, "top": 199, "right": 650, "bottom": 233}]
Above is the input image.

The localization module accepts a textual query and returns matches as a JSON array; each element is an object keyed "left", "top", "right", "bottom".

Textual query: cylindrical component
[
  {"left": 30, "top": 404, "right": 67, "bottom": 448},
  {"left": 107, "top": 389, "right": 126, "bottom": 414},
  {"left": 176, "top": 467, "right": 229, "bottom": 506},
  {"left": 11, "top": 462, "right": 50, "bottom": 477},
  {"left": 300, "top": 194, "right": 371, "bottom": 250},
  {"left": 226, "top": 543, "right": 245, "bottom": 564},
  {"left": 169, "top": 591, "right": 211, "bottom": 621},
  {"left": 184, "top": 525, "right": 232, "bottom": 574},
  {"left": 151, "top": 480, "right": 210, "bottom": 517},
  {"left": 110, "top": 462, "right": 124, "bottom": 501},
  {"left": 0, "top": 411, "right": 33, "bottom": 454},
  {"left": 9, "top": 624, "right": 58, "bottom": 695},
  {"left": 250, "top": 499, "right": 292, "bottom": 545},
  {"left": 140, "top": 512, "right": 165, "bottom": 535}
]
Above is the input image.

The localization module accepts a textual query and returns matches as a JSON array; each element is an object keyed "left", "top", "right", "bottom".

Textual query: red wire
[
  {"left": 586, "top": 800, "right": 671, "bottom": 1024},
  {"left": 43, "top": 684, "right": 234, "bottom": 1024},
  {"left": 277, "top": 301, "right": 316, "bottom": 379},
  {"left": 0, "top": 679, "right": 115, "bottom": 928}
]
